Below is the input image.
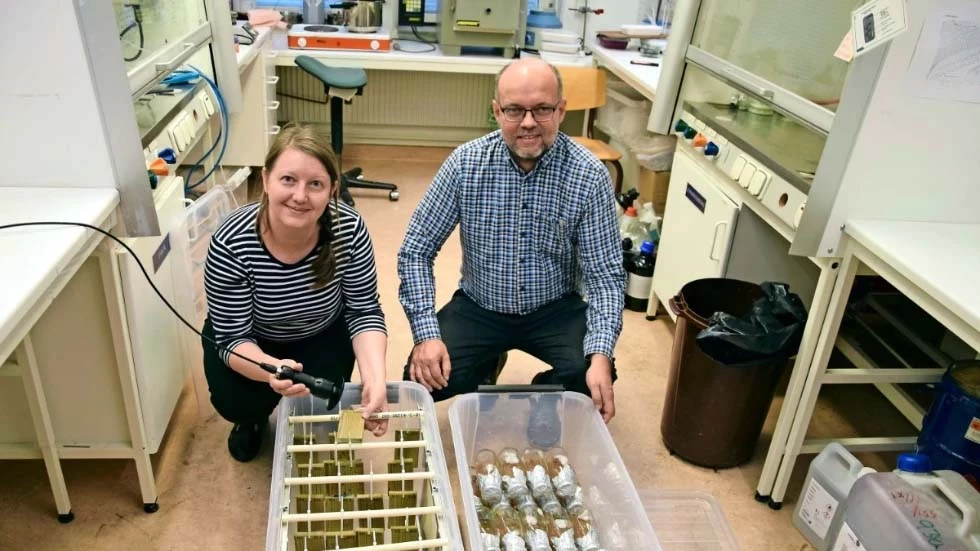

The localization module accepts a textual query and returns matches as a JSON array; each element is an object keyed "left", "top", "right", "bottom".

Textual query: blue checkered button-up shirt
[{"left": 397, "top": 131, "right": 626, "bottom": 359}]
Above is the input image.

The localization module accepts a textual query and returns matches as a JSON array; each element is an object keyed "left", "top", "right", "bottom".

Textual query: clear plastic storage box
[
  {"left": 641, "top": 490, "right": 739, "bottom": 550},
  {"left": 449, "top": 391, "right": 661, "bottom": 551},
  {"left": 175, "top": 184, "right": 239, "bottom": 324},
  {"left": 266, "top": 382, "right": 463, "bottom": 551}
]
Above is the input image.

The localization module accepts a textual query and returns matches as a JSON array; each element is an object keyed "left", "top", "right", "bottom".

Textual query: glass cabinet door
[
  {"left": 691, "top": 0, "right": 859, "bottom": 115},
  {"left": 112, "top": 0, "right": 211, "bottom": 95}
]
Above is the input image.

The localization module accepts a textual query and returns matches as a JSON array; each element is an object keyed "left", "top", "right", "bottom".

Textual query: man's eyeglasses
[{"left": 499, "top": 104, "right": 559, "bottom": 123}]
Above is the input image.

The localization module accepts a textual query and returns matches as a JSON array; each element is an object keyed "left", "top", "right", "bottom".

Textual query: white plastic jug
[
  {"left": 834, "top": 472, "right": 980, "bottom": 551},
  {"left": 793, "top": 443, "right": 871, "bottom": 550}
]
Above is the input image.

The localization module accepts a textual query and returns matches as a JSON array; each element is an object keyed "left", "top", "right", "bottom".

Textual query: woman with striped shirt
[{"left": 202, "top": 125, "right": 388, "bottom": 462}]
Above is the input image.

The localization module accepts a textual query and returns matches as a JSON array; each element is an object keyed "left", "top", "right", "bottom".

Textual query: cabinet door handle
[
  {"left": 269, "top": 125, "right": 282, "bottom": 135},
  {"left": 708, "top": 221, "right": 727, "bottom": 261},
  {"left": 267, "top": 101, "right": 281, "bottom": 110},
  {"left": 266, "top": 76, "right": 280, "bottom": 85}
]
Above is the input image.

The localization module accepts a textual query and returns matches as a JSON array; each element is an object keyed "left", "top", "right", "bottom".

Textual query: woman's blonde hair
[{"left": 257, "top": 124, "right": 341, "bottom": 289}]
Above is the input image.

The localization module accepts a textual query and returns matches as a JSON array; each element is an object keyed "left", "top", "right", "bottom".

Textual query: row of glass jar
[{"left": 471, "top": 447, "right": 605, "bottom": 551}]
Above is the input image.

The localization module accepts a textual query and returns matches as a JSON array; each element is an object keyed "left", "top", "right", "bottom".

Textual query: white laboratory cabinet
[
  {"left": 0, "top": 175, "right": 197, "bottom": 455},
  {"left": 652, "top": 147, "right": 738, "bottom": 321}
]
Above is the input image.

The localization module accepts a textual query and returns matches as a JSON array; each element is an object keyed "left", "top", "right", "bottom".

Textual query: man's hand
[
  {"left": 268, "top": 359, "right": 309, "bottom": 397},
  {"left": 586, "top": 355, "right": 615, "bottom": 423},
  {"left": 409, "top": 339, "right": 451, "bottom": 392},
  {"left": 360, "top": 380, "right": 389, "bottom": 437}
]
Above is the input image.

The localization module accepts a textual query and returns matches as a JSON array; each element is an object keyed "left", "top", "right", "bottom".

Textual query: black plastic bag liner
[{"left": 695, "top": 282, "right": 808, "bottom": 365}]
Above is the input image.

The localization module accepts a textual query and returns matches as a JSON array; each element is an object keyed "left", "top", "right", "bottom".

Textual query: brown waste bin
[{"left": 661, "top": 279, "right": 789, "bottom": 469}]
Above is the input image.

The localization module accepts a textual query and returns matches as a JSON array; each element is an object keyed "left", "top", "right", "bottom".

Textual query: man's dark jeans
[{"left": 402, "top": 290, "right": 617, "bottom": 400}]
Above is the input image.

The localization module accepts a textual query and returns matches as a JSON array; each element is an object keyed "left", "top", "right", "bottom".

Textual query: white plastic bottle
[
  {"left": 793, "top": 443, "right": 874, "bottom": 550},
  {"left": 833, "top": 472, "right": 980, "bottom": 551}
]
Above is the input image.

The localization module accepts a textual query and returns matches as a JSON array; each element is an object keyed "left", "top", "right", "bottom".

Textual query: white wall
[
  {"left": 809, "top": 0, "right": 980, "bottom": 256},
  {"left": 0, "top": 1, "right": 115, "bottom": 188}
]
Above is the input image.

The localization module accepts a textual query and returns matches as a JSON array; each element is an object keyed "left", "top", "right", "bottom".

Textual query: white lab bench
[
  {"left": 226, "top": 30, "right": 664, "bottom": 150},
  {"left": 243, "top": 32, "right": 668, "bottom": 148},
  {"left": 0, "top": 179, "right": 199, "bottom": 521},
  {"left": 766, "top": 220, "right": 980, "bottom": 503},
  {"left": 224, "top": 26, "right": 511, "bottom": 164},
  {"left": 270, "top": 35, "right": 510, "bottom": 74},
  {"left": 591, "top": 45, "right": 661, "bottom": 102},
  {"left": 0, "top": 188, "right": 162, "bottom": 521}
]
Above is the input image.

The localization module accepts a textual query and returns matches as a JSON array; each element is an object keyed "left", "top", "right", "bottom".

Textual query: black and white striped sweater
[{"left": 204, "top": 201, "right": 386, "bottom": 364}]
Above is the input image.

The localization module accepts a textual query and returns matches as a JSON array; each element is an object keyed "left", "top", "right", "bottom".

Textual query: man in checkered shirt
[{"left": 398, "top": 58, "right": 625, "bottom": 430}]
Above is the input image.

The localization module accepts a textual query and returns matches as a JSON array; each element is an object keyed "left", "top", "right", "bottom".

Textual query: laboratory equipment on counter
[
  {"left": 330, "top": 0, "right": 385, "bottom": 33},
  {"left": 303, "top": 0, "right": 325, "bottom": 25},
  {"left": 398, "top": 0, "right": 437, "bottom": 26},
  {"left": 524, "top": 0, "right": 562, "bottom": 52},
  {"left": 650, "top": 87, "right": 823, "bottom": 321},
  {"left": 287, "top": 24, "right": 393, "bottom": 51},
  {"left": 438, "top": 0, "right": 527, "bottom": 57}
]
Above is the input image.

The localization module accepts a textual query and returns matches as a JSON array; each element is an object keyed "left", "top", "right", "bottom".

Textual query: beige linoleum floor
[{"left": 0, "top": 145, "right": 918, "bottom": 550}]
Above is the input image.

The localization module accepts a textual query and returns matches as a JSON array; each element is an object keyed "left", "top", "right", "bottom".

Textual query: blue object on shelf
[
  {"left": 527, "top": 10, "right": 562, "bottom": 29},
  {"left": 917, "top": 360, "right": 980, "bottom": 485},
  {"left": 897, "top": 452, "right": 932, "bottom": 474},
  {"left": 157, "top": 148, "right": 177, "bottom": 164}
]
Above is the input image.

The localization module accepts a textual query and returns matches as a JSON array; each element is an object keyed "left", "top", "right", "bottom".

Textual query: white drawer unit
[{"left": 224, "top": 39, "right": 280, "bottom": 166}]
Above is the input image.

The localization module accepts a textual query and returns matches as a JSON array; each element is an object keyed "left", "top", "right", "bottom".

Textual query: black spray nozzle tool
[{"left": 261, "top": 363, "right": 345, "bottom": 410}]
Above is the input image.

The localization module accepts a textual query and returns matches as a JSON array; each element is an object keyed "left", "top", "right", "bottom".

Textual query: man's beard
[{"left": 507, "top": 142, "right": 550, "bottom": 163}]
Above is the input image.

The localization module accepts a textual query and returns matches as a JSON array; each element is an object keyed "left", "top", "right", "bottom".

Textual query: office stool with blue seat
[{"left": 294, "top": 55, "right": 399, "bottom": 206}]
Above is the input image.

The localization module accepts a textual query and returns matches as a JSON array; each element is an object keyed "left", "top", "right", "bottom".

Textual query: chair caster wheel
[
  {"left": 57, "top": 511, "right": 75, "bottom": 524},
  {"left": 389, "top": 191, "right": 399, "bottom": 201},
  {"left": 144, "top": 502, "right": 160, "bottom": 514}
]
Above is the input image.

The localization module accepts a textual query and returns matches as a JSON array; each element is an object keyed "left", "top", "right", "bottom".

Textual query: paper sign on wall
[
  {"left": 835, "top": 31, "right": 856, "bottom": 62},
  {"left": 852, "top": 0, "right": 909, "bottom": 57},
  {"left": 906, "top": 0, "right": 980, "bottom": 104}
]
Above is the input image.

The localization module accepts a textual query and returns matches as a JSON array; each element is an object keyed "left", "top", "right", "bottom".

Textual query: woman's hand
[
  {"left": 268, "top": 359, "right": 310, "bottom": 397},
  {"left": 360, "top": 380, "right": 389, "bottom": 437}
]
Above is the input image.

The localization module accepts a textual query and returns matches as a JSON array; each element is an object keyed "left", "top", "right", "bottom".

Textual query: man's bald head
[
  {"left": 494, "top": 58, "right": 563, "bottom": 102},
  {"left": 491, "top": 58, "right": 567, "bottom": 171}
]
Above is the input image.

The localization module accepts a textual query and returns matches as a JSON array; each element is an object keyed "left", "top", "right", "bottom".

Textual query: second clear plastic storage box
[
  {"left": 449, "top": 391, "right": 661, "bottom": 550},
  {"left": 641, "top": 490, "right": 739, "bottom": 550},
  {"left": 266, "top": 382, "right": 463, "bottom": 551}
]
